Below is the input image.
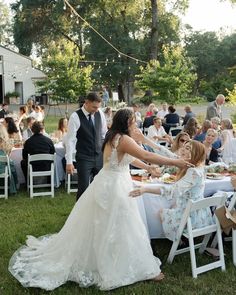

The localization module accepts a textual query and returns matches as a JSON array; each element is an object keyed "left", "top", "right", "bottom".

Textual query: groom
[{"left": 66, "top": 92, "right": 107, "bottom": 200}]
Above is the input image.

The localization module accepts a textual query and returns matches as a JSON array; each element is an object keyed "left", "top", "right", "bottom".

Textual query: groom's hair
[{"left": 86, "top": 92, "right": 102, "bottom": 103}]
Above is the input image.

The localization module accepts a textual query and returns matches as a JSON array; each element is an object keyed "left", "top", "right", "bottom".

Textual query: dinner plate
[
  {"left": 130, "top": 169, "right": 146, "bottom": 176},
  {"left": 206, "top": 173, "right": 225, "bottom": 180}
]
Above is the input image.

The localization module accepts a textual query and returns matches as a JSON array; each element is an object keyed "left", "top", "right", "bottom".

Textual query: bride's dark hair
[{"left": 102, "top": 108, "right": 135, "bottom": 151}]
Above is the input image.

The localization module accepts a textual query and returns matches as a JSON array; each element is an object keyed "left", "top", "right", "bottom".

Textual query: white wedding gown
[{"left": 9, "top": 136, "right": 161, "bottom": 291}]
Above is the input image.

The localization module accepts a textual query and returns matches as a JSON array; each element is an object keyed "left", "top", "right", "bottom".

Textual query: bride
[{"left": 9, "top": 108, "right": 190, "bottom": 291}]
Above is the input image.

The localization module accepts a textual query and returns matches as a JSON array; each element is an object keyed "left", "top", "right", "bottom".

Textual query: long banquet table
[{"left": 135, "top": 176, "right": 234, "bottom": 239}]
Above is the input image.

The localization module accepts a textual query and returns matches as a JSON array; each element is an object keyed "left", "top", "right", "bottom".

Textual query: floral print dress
[{"left": 160, "top": 166, "right": 213, "bottom": 241}]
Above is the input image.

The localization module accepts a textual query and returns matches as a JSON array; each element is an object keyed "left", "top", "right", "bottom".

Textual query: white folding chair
[
  {"left": 169, "top": 126, "right": 183, "bottom": 139},
  {"left": 0, "top": 155, "right": 10, "bottom": 200},
  {"left": 167, "top": 195, "right": 226, "bottom": 278},
  {"left": 228, "top": 193, "right": 236, "bottom": 266},
  {"left": 211, "top": 192, "right": 236, "bottom": 266},
  {"left": 65, "top": 169, "right": 78, "bottom": 194},
  {"left": 27, "top": 153, "right": 56, "bottom": 198}
]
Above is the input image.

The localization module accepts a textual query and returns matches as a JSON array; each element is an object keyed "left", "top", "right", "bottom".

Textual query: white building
[{"left": 0, "top": 45, "right": 46, "bottom": 104}]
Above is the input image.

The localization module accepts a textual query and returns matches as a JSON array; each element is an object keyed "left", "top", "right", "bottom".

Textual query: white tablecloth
[{"left": 136, "top": 177, "right": 234, "bottom": 239}]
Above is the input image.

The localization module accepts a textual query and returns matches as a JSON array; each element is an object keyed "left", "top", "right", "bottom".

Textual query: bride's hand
[
  {"left": 147, "top": 165, "right": 161, "bottom": 178},
  {"left": 175, "top": 158, "right": 194, "bottom": 169},
  {"left": 129, "top": 186, "right": 146, "bottom": 197}
]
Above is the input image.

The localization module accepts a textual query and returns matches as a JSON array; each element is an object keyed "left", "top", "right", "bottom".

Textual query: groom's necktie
[{"left": 88, "top": 113, "right": 94, "bottom": 130}]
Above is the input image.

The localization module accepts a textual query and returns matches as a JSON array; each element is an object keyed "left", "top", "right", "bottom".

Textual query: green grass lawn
[{"left": 1, "top": 188, "right": 236, "bottom": 295}]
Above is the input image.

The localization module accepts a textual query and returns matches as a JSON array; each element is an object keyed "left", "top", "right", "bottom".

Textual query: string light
[{"left": 63, "top": 0, "right": 147, "bottom": 64}]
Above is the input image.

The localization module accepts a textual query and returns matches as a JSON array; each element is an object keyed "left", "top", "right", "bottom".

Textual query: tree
[
  {"left": 0, "top": 1, "right": 12, "bottom": 46},
  {"left": 136, "top": 46, "right": 196, "bottom": 103},
  {"left": 184, "top": 31, "right": 236, "bottom": 99},
  {"left": 37, "top": 41, "right": 94, "bottom": 104}
]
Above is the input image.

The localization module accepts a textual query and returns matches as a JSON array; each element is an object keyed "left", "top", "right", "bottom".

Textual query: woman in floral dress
[{"left": 130, "top": 140, "right": 213, "bottom": 241}]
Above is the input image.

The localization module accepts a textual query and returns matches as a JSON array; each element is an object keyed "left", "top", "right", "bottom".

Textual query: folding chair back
[
  {"left": 28, "top": 153, "right": 56, "bottom": 198},
  {"left": 167, "top": 195, "right": 226, "bottom": 278},
  {"left": 169, "top": 126, "right": 183, "bottom": 139},
  {"left": 0, "top": 155, "right": 10, "bottom": 199}
]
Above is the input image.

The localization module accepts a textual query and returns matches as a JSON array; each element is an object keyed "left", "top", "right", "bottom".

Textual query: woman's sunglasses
[{"left": 179, "top": 138, "right": 188, "bottom": 143}]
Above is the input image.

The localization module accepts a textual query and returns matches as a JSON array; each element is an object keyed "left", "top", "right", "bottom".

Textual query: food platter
[
  {"left": 159, "top": 173, "right": 176, "bottom": 184},
  {"left": 206, "top": 173, "right": 225, "bottom": 180}
]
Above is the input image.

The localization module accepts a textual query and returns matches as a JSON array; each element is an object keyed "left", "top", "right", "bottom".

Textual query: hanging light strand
[{"left": 64, "top": 0, "right": 147, "bottom": 65}]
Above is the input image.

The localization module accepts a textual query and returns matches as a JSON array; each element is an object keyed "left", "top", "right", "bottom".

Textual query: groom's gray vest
[{"left": 76, "top": 109, "right": 102, "bottom": 160}]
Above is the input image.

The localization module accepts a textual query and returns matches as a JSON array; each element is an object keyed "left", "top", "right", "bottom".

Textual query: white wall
[{"left": 0, "top": 46, "right": 46, "bottom": 104}]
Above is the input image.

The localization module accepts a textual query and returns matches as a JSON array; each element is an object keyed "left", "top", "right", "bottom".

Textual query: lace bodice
[{"left": 103, "top": 135, "right": 134, "bottom": 172}]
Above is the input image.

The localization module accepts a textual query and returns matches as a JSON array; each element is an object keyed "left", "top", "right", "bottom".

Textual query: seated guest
[
  {"left": 171, "top": 132, "right": 190, "bottom": 156},
  {"left": 145, "top": 103, "right": 156, "bottom": 117},
  {"left": 53, "top": 118, "right": 68, "bottom": 141},
  {"left": 0, "top": 103, "right": 9, "bottom": 119},
  {"left": 4, "top": 117, "right": 22, "bottom": 145},
  {"left": 130, "top": 140, "right": 214, "bottom": 242},
  {"left": 183, "top": 117, "right": 199, "bottom": 139},
  {"left": 219, "top": 118, "right": 235, "bottom": 164},
  {"left": 211, "top": 117, "right": 222, "bottom": 149},
  {"left": 22, "top": 117, "right": 35, "bottom": 141},
  {"left": 31, "top": 105, "right": 44, "bottom": 122},
  {"left": 203, "top": 128, "right": 219, "bottom": 165},
  {"left": 103, "top": 107, "right": 113, "bottom": 129},
  {"left": 182, "top": 105, "right": 195, "bottom": 126},
  {"left": 157, "top": 102, "right": 168, "bottom": 119},
  {"left": 194, "top": 120, "right": 212, "bottom": 142},
  {"left": 163, "top": 105, "right": 180, "bottom": 133},
  {"left": 143, "top": 107, "right": 158, "bottom": 132},
  {"left": 21, "top": 121, "right": 55, "bottom": 182},
  {"left": 0, "top": 125, "right": 18, "bottom": 193},
  {"left": 147, "top": 117, "right": 172, "bottom": 145}
]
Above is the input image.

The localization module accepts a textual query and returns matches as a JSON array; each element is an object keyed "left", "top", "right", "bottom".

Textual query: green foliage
[
  {"left": 227, "top": 84, "right": 236, "bottom": 105},
  {"left": 184, "top": 31, "right": 236, "bottom": 98},
  {"left": 5, "top": 91, "right": 20, "bottom": 98},
  {"left": 136, "top": 46, "right": 196, "bottom": 104},
  {"left": 37, "top": 41, "right": 94, "bottom": 103},
  {"left": 0, "top": 1, "right": 12, "bottom": 46}
]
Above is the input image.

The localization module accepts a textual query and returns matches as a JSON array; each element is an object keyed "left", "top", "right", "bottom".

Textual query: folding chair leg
[
  {"left": 5, "top": 175, "right": 8, "bottom": 199},
  {"left": 30, "top": 173, "right": 33, "bottom": 198},
  {"left": 51, "top": 174, "right": 54, "bottom": 198},
  {"left": 188, "top": 225, "right": 198, "bottom": 278},
  {"left": 199, "top": 233, "right": 212, "bottom": 254},
  {"left": 211, "top": 234, "right": 218, "bottom": 248},
  {"left": 216, "top": 219, "right": 226, "bottom": 271},
  {"left": 167, "top": 237, "right": 181, "bottom": 263},
  {"left": 232, "top": 229, "right": 236, "bottom": 266}
]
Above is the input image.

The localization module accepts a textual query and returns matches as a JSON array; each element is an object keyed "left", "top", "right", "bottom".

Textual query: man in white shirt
[
  {"left": 147, "top": 117, "right": 172, "bottom": 145},
  {"left": 157, "top": 102, "right": 168, "bottom": 119},
  {"left": 66, "top": 92, "right": 107, "bottom": 200}
]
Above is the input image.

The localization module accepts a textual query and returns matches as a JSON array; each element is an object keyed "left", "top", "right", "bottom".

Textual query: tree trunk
[{"left": 150, "top": 0, "right": 158, "bottom": 61}]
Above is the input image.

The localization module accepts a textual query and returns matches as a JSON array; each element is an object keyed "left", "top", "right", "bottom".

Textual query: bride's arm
[
  {"left": 130, "top": 159, "right": 161, "bottom": 177},
  {"left": 129, "top": 186, "right": 161, "bottom": 197},
  {"left": 118, "top": 135, "right": 190, "bottom": 169}
]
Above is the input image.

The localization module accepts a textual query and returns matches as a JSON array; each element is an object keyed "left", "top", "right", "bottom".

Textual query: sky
[
  {"left": 182, "top": 0, "right": 236, "bottom": 32},
  {"left": 3, "top": 0, "right": 236, "bottom": 32}
]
